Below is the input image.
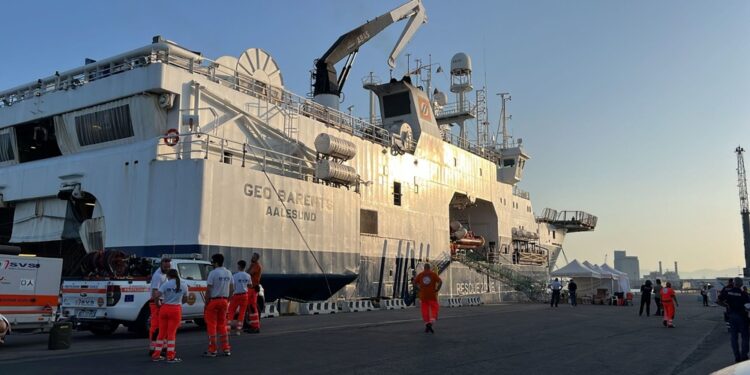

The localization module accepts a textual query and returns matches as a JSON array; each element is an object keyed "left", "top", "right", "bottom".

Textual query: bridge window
[
  {"left": 360, "top": 209, "right": 378, "bottom": 235},
  {"left": 503, "top": 158, "right": 515, "bottom": 167},
  {"left": 382, "top": 92, "right": 411, "bottom": 118},
  {"left": 75, "top": 104, "right": 134, "bottom": 146},
  {"left": 393, "top": 181, "right": 402, "bottom": 206}
]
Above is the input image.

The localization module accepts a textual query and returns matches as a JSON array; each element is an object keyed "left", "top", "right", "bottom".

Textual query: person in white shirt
[
  {"left": 149, "top": 257, "right": 171, "bottom": 354},
  {"left": 226, "top": 260, "right": 252, "bottom": 335},
  {"left": 151, "top": 269, "right": 186, "bottom": 363},
  {"left": 550, "top": 278, "right": 563, "bottom": 308},
  {"left": 203, "top": 254, "right": 233, "bottom": 357}
]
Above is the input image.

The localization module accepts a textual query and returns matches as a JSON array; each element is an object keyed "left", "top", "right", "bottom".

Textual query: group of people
[
  {"left": 548, "top": 278, "right": 577, "bottom": 307},
  {"left": 638, "top": 279, "right": 678, "bottom": 327},
  {"left": 148, "top": 253, "right": 262, "bottom": 363}
]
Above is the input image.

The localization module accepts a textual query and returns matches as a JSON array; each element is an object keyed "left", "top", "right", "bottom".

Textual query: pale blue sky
[{"left": 2, "top": 1, "right": 748, "bottom": 273}]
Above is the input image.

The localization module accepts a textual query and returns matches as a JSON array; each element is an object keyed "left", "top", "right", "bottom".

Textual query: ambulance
[{"left": 0, "top": 254, "right": 63, "bottom": 336}]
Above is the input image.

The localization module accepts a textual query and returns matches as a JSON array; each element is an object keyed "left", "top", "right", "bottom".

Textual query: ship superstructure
[{"left": 0, "top": 1, "right": 595, "bottom": 302}]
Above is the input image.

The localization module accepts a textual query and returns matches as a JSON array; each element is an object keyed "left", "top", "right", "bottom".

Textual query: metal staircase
[
  {"left": 433, "top": 252, "right": 452, "bottom": 274},
  {"left": 456, "top": 253, "right": 547, "bottom": 302}
]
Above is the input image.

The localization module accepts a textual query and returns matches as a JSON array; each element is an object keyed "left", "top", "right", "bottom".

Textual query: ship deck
[{"left": 0, "top": 295, "right": 733, "bottom": 374}]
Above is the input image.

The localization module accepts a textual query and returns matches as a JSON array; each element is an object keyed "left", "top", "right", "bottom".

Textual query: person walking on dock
[
  {"left": 639, "top": 280, "right": 653, "bottom": 317},
  {"left": 413, "top": 263, "right": 442, "bottom": 333},
  {"left": 654, "top": 279, "right": 663, "bottom": 316},
  {"left": 568, "top": 279, "right": 578, "bottom": 307},
  {"left": 701, "top": 285, "right": 709, "bottom": 307},
  {"left": 550, "top": 278, "right": 562, "bottom": 307},
  {"left": 204, "top": 254, "right": 233, "bottom": 357},
  {"left": 660, "top": 281, "right": 678, "bottom": 328},
  {"left": 718, "top": 277, "right": 750, "bottom": 363}
]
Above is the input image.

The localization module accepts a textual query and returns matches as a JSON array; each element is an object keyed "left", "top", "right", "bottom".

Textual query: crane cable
[{"left": 242, "top": 140, "right": 334, "bottom": 298}]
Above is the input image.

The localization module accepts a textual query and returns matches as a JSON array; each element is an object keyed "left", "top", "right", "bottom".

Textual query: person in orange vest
[
  {"left": 151, "top": 269, "right": 187, "bottom": 363},
  {"left": 413, "top": 263, "right": 442, "bottom": 334},
  {"left": 203, "top": 254, "right": 233, "bottom": 357},
  {"left": 227, "top": 260, "right": 251, "bottom": 336},
  {"left": 245, "top": 253, "right": 262, "bottom": 334},
  {"left": 660, "top": 281, "right": 679, "bottom": 328},
  {"left": 149, "top": 257, "right": 171, "bottom": 356}
]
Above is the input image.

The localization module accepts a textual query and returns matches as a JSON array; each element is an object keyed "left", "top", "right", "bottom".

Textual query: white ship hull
[{"left": 0, "top": 40, "right": 594, "bottom": 302}]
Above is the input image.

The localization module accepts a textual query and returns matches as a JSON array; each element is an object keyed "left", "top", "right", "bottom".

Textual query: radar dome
[{"left": 450, "top": 53, "right": 472, "bottom": 76}]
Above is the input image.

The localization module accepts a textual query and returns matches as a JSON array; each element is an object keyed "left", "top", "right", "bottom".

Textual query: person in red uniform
[
  {"left": 227, "top": 260, "right": 251, "bottom": 335},
  {"left": 413, "top": 263, "right": 442, "bottom": 333},
  {"left": 151, "top": 269, "right": 187, "bottom": 363},
  {"left": 660, "top": 281, "right": 679, "bottom": 328},
  {"left": 149, "top": 258, "right": 171, "bottom": 355},
  {"left": 204, "top": 254, "right": 233, "bottom": 357},
  {"left": 245, "top": 253, "right": 262, "bottom": 334}
]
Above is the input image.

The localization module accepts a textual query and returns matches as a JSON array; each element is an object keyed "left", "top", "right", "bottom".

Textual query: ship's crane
[
  {"left": 312, "top": 0, "right": 426, "bottom": 110},
  {"left": 736, "top": 146, "right": 750, "bottom": 276}
]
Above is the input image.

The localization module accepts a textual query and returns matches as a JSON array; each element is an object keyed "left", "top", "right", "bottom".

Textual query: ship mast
[
  {"left": 496, "top": 93, "right": 511, "bottom": 149},
  {"left": 736, "top": 146, "right": 750, "bottom": 277}
]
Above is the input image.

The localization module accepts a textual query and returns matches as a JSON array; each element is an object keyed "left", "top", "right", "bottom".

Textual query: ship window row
[
  {"left": 74, "top": 104, "right": 134, "bottom": 146},
  {"left": 0, "top": 95, "right": 164, "bottom": 164}
]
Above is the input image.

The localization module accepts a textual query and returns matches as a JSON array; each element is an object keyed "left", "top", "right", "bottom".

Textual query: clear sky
[{"left": 2, "top": 1, "right": 749, "bottom": 274}]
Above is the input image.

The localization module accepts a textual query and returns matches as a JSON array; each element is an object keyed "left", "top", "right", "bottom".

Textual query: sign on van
[{"left": 20, "top": 279, "right": 35, "bottom": 290}]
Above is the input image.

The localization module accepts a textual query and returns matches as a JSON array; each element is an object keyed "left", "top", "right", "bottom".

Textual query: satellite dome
[{"left": 450, "top": 53, "right": 472, "bottom": 76}]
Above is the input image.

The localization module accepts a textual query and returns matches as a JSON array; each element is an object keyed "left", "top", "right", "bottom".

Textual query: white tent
[
  {"left": 551, "top": 259, "right": 601, "bottom": 278},
  {"left": 584, "top": 262, "right": 620, "bottom": 295},
  {"left": 551, "top": 260, "right": 602, "bottom": 299},
  {"left": 601, "top": 264, "right": 631, "bottom": 293}
]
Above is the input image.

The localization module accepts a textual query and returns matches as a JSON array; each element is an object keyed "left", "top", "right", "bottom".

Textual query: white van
[{"left": 0, "top": 255, "right": 63, "bottom": 334}]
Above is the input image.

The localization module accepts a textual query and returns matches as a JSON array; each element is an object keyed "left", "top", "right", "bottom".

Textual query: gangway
[{"left": 536, "top": 208, "right": 597, "bottom": 232}]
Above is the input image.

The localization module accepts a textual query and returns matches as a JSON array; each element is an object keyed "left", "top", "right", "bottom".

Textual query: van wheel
[
  {"left": 133, "top": 305, "right": 151, "bottom": 338},
  {"left": 193, "top": 318, "right": 206, "bottom": 328},
  {"left": 90, "top": 322, "right": 119, "bottom": 336}
]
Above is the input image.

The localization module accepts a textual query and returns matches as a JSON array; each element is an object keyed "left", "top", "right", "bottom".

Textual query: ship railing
[
  {"left": 0, "top": 40, "right": 503, "bottom": 165},
  {"left": 164, "top": 52, "right": 395, "bottom": 148},
  {"left": 156, "top": 131, "right": 316, "bottom": 180},
  {"left": 0, "top": 42, "right": 200, "bottom": 108},
  {"left": 442, "top": 132, "right": 501, "bottom": 160},
  {"left": 433, "top": 100, "right": 475, "bottom": 118},
  {"left": 512, "top": 186, "right": 530, "bottom": 200},
  {"left": 536, "top": 209, "right": 598, "bottom": 229}
]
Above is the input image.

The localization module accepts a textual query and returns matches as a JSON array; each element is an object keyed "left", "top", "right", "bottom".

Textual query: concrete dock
[{"left": 0, "top": 296, "right": 737, "bottom": 374}]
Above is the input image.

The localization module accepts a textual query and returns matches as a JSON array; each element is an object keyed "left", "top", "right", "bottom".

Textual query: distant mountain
[{"left": 678, "top": 268, "right": 741, "bottom": 279}]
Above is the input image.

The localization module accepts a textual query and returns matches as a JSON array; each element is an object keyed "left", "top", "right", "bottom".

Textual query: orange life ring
[{"left": 164, "top": 128, "right": 179, "bottom": 146}]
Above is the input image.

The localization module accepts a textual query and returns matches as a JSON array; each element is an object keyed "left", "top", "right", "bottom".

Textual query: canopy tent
[
  {"left": 551, "top": 259, "right": 601, "bottom": 278},
  {"left": 600, "top": 263, "right": 631, "bottom": 293},
  {"left": 551, "top": 259, "right": 601, "bottom": 299},
  {"left": 583, "top": 261, "right": 621, "bottom": 294}
]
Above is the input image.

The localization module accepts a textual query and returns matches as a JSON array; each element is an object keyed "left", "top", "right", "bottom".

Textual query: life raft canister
[{"left": 163, "top": 128, "right": 179, "bottom": 146}]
